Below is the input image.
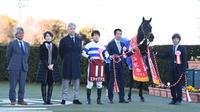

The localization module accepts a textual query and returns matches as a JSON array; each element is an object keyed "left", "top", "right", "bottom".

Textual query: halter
[{"left": 140, "top": 23, "right": 152, "bottom": 46}]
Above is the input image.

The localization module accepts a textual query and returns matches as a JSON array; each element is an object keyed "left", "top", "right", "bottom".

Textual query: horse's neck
[
  {"left": 137, "top": 31, "right": 145, "bottom": 44},
  {"left": 137, "top": 31, "right": 148, "bottom": 55}
]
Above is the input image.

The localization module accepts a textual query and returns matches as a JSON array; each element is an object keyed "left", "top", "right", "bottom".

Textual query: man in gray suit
[{"left": 6, "top": 27, "right": 30, "bottom": 105}]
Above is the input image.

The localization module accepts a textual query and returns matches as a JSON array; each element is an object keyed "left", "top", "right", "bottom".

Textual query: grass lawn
[{"left": 0, "top": 81, "right": 199, "bottom": 112}]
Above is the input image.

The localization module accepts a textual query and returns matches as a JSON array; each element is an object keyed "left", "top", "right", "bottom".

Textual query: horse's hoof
[
  {"left": 140, "top": 98, "right": 145, "bottom": 102},
  {"left": 127, "top": 98, "right": 132, "bottom": 102}
]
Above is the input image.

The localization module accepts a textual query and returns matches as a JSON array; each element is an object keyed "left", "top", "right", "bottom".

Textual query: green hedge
[
  {"left": 0, "top": 45, "right": 200, "bottom": 87},
  {"left": 0, "top": 45, "right": 89, "bottom": 83}
]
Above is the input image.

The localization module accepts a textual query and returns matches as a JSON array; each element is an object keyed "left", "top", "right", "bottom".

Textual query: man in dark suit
[
  {"left": 59, "top": 23, "right": 82, "bottom": 105},
  {"left": 107, "top": 29, "right": 130, "bottom": 103},
  {"left": 6, "top": 27, "right": 30, "bottom": 105},
  {"left": 157, "top": 33, "right": 187, "bottom": 105}
]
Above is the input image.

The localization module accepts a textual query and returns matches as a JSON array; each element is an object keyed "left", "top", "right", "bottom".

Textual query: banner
[
  {"left": 89, "top": 59, "right": 105, "bottom": 82},
  {"left": 186, "top": 89, "right": 192, "bottom": 102},
  {"left": 130, "top": 37, "right": 149, "bottom": 82},
  {"left": 147, "top": 47, "right": 160, "bottom": 85}
]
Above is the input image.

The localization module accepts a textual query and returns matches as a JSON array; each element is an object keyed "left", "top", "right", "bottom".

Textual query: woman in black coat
[{"left": 37, "top": 31, "right": 60, "bottom": 104}]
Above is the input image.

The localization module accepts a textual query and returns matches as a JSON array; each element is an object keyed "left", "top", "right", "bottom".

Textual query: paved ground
[{"left": 0, "top": 82, "right": 199, "bottom": 112}]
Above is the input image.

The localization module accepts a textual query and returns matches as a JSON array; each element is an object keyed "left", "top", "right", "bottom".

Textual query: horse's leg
[
  {"left": 139, "top": 82, "right": 145, "bottom": 102},
  {"left": 138, "top": 54, "right": 148, "bottom": 102},
  {"left": 128, "top": 70, "right": 133, "bottom": 102}
]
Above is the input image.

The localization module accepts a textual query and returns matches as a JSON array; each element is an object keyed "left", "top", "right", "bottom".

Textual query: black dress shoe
[
  {"left": 168, "top": 101, "right": 176, "bottom": 105},
  {"left": 18, "top": 101, "right": 28, "bottom": 105},
  {"left": 10, "top": 101, "right": 16, "bottom": 105},
  {"left": 97, "top": 99, "right": 103, "bottom": 105},
  {"left": 61, "top": 100, "right": 65, "bottom": 105},
  {"left": 73, "top": 100, "right": 82, "bottom": 104},
  {"left": 46, "top": 101, "right": 52, "bottom": 105},
  {"left": 119, "top": 100, "right": 129, "bottom": 103}
]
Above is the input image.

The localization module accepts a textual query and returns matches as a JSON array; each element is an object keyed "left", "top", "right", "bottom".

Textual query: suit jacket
[
  {"left": 157, "top": 45, "right": 187, "bottom": 75},
  {"left": 6, "top": 39, "right": 30, "bottom": 72},
  {"left": 107, "top": 40, "right": 127, "bottom": 70},
  {"left": 59, "top": 34, "right": 82, "bottom": 79},
  {"left": 37, "top": 42, "right": 60, "bottom": 83}
]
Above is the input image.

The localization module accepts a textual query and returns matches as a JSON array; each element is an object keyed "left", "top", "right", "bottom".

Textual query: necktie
[
  {"left": 20, "top": 41, "right": 25, "bottom": 54},
  {"left": 117, "top": 41, "right": 121, "bottom": 53},
  {"left": 71, "top": 37, "right": 75, "bottom": 43},
  {"left": 173, "top": 45, "right": 176, "bottom": 63},
  {"left": 173, "top": 45, "right": 176, "bottom": 54}
]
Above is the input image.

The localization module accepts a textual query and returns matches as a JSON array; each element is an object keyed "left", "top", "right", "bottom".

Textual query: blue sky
[{"left": 0, "top": 0, "right": 200, "bottom": 45}]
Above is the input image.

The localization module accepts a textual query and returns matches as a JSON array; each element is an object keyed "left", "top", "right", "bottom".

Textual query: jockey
[{"left": 82, "top": 30, "right": 109, "bottom": 104}]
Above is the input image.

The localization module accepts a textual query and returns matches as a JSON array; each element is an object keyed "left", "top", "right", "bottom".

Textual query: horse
[{"left": 128, "top": 17, "right": 154, "bottom": 102}]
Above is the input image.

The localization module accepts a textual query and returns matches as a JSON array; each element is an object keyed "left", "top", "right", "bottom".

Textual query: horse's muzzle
[{"left": 148, "top": 33, "right": 154, "bottom": 42}]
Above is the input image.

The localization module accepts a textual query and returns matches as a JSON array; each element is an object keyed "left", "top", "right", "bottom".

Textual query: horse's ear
[
  {"left": 148, "top": 18, "right": 152, "bottom": 22},
  {"left": 142, "top": 17, "right": 145, "bottom": 22}
]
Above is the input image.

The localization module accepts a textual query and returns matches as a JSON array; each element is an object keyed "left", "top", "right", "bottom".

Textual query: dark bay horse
[{"left": 128, "top": 17, "right": 154, "bottom": 102}]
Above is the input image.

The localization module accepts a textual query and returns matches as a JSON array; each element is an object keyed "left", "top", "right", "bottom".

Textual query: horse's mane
[{"left": 137, "top": 24, "right": 144, "bottom": 44}]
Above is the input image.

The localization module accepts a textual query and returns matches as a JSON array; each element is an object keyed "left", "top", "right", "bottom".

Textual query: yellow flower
[{"left": 186, "top": 86, "right": 199, "bottom": 92}]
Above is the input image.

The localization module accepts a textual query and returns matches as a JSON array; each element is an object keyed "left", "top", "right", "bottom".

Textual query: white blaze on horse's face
[{"left": 114, "top": 31, "right": 122, "bottom": 41}]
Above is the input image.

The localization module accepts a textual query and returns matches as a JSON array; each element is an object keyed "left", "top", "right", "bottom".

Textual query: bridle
[{"left": 140, "top": 23, "right": 152, "bottom": 46}]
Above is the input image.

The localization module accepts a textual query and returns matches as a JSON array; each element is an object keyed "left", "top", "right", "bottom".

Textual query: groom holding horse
[{"left": 156, "top": 33, "right": 187, "bottom": 105}]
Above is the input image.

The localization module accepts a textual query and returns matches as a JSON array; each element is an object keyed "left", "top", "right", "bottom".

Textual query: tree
[
  {"left": 0, "top": 15, "right": 17, "bottom": 43},
  {"left": 37, "top": 19, "right": 67, "bottom": 44},
  {"left": 23, "top": 16, "right": 40, "bottom": 45},
  {"left": 79, "top": 26, "right": 94, "bottom": 45}
]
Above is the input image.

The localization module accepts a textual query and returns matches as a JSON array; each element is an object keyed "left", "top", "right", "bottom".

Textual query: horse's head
[
  {"left": 138, "top": 17, "right": 154, "bottom": 43},
  {"left": 137, "top": 17, "right": 154, "bottom": 55}
]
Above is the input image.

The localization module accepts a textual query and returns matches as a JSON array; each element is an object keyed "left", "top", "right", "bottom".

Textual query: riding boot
[
  {"left": 41, "top": 84, "right": 47, "bottom": 104},
  {"left": 87, "top": 89, "right": 91, "bottom": 104},
  {"left": 97, "top": 88, "right": 102, "bottom": 104},
  {"left": 47, "top": 85, "right": 53, "bottom": 104}
]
